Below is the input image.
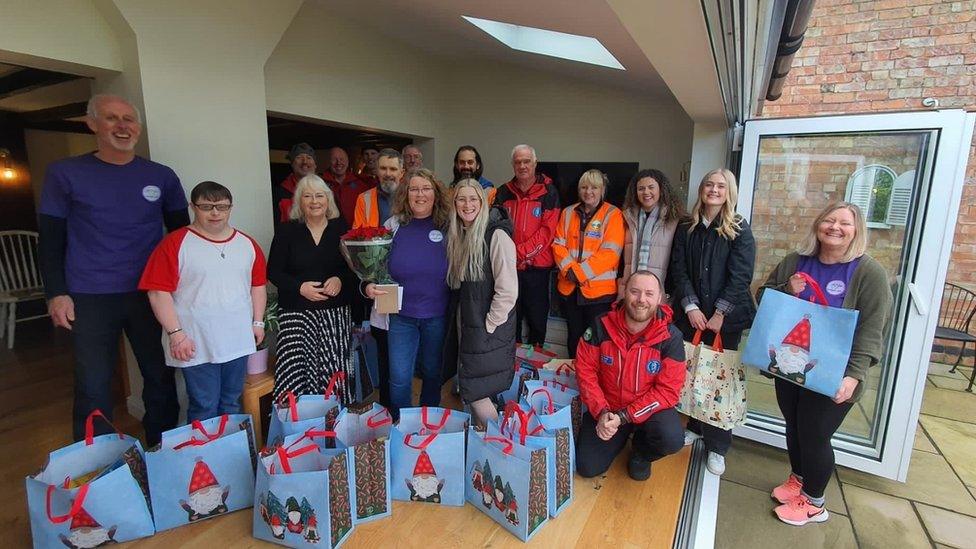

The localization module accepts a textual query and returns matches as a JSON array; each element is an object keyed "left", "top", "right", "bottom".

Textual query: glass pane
[{"left": 746, "top": 131, "right": 930, "bottom": 443}]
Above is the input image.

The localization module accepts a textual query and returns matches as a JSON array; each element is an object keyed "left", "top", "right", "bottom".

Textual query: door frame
[{"left": 733, "top": 109, "right": 975, "bottom": 480}]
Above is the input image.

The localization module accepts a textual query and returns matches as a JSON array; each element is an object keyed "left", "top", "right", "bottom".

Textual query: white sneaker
[
  {"left": 706, "top": 452, "right": 726, "bottom": 476},
  {"left": 683, "top": 429, "right": 700, "bottom": 447}
]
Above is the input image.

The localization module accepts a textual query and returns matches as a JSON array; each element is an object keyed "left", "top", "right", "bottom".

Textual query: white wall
[
  {"left": 24, "top": 130, "right": 97, "bottom": 207},
  {"left": 688, "top": 122, "right": 730, "bottom": 209}
]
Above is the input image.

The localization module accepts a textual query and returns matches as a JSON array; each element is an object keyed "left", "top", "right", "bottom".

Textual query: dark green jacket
[{"left": 757, "top": 252, "right": 893, "bottom": 402}]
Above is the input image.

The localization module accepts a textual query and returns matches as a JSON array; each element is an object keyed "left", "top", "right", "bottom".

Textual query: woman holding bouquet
[
  {"left": 363, "top": 169, "right": 451, "bottom": 420},
  {"left": 758, "top": 202, "right": 892, "bottom": 526},
  {"left": 268, "top": 174, "right": 356, "bottom": 403},
  {"left": 443, "top": 179, "right": 518, "bottom": 426}
]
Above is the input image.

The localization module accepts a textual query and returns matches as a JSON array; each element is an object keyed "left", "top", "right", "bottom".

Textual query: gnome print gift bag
[
  {"left": 26, "top": 410, "right": 155, "bottom": 548},
  {"left": 146, "top": 414, "right": 258, "bottom": 531},
  {"left": 267, "top": 371, "right": 345, "bottom": 448},
  {"left": 743, "top": 273, "right": 859, "bottom": 397},
  {"left": 390, "top": 406, "right": 470, "bottom": 506},
  {"left": 676, "top": 331, "right": 747, "bottom": 430},
  {"left": 333, "top": 403, "right": 393, "bottom": 524}
]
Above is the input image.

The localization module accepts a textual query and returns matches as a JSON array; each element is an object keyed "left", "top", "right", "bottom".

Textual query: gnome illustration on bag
[
  {"left": 768, "top": 315, "right": 817, "bottom": 385},
  {"left": 179, "top": 458, "right": 230, "bottom": 522},
  {"left": 406, "top": 450, "right": 444, "bottom": 503},
  {"left": 58, "top": 505, "right": 117, "bottom": 549}
]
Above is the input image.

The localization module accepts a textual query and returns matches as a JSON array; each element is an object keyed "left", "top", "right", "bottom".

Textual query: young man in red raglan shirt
[{"left": 575, "top": 270, "right": 686, "bottom": 481}]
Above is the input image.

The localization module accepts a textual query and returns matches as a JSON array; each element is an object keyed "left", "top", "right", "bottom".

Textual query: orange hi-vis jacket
[
  {"left": 352, "top": 187, "right": 390, "bottom": 229},
  {"left": 552, "top": 201, "right": 625, "bottom": 300}
]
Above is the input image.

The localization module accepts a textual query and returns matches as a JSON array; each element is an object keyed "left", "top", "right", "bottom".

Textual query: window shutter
[
  {"left": 885, "top": 170, "right": 914, "bottom": 226},
  {"left": 845, "top": 166, "right": 880, "bottom": 215}
]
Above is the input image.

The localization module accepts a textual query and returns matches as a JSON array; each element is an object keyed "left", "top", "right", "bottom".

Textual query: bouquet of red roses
[{"left": 340, "top": 226, "right": 395, "bottom": 283}]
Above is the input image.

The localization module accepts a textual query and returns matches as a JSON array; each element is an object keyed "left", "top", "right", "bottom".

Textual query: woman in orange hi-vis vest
[{"left": 552, "top": 169, "right": 625, "bottom": 358}]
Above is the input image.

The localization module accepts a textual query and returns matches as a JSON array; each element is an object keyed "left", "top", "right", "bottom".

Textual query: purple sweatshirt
[{"left": 389, "top": 216, "right": 449, "bottom": 318}]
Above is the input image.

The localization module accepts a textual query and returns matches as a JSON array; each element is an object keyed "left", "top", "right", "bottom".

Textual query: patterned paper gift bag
[
  {"left": 253, "top": 439, "right": 354, "bottom": 548},
  {"left": 267, "top": 371, "right": 345, "bottom": 448},
  {"left": 26, "top": 410, "right": 155, "bottom": 548},
  {"left": 676, "top": 331, "right": 747, "bottom": 430},
  {"left": 333, "top": 403, "right": 393, "bottom": 524},
  {"left": 147, "top": 414, "right": 258, "bottom": 532},
  {"left": 390, "top": 406, "right": 470, "bottom": 506},
  {"left": 742, "top": 273, "right": 859, "bottom": 398},
  {"left": 466, "top": 429, "right": 549, "bottom": 542}
]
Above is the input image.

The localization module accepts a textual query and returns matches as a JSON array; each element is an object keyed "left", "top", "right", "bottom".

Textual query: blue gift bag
[
  {"left": 742, "top": 274, "right": 860, "bottom": 398},
  {"left": 520, "top": 384, "right": 576, "bottom": 516},
  {"left": 334, "top": 404, "right": 393, "bottom": 523},
  {"left": 253, "top": 440, "right": 354, "bottom": 548},
  {"left": 146, "top": 414, "right": 258, "bottom": 531},
  {"left": 466, "top": 429, "right": 550, "bottom": 542},
  {"left": 26, "top": 410, "right": 155, "bottom": 548},
  {"left": 522, "top": 378, "right": 586, "bottom": 442},
  {"left": 390, "top": 407, "right": 469, "bottom": 506},
  {"left": 267, "top": 372, "right": 345, "bottom": 448},
  {"left": 535, "top": 363, "right": 577, "bottom": 391}
]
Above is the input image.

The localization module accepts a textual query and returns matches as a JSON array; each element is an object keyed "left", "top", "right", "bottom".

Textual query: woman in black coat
[
  {"left": 669, "top": 168, "right": 756, "bottom": 476},
  {"left": 442, "top": 180, "right": 518, "bottom": 426}
]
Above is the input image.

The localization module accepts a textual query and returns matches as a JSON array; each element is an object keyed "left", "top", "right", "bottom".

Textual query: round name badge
[
  {"left": 142, "top": 185, "right": 162, "bottom": 202},
  {"left": 428, "top": 230, "right": 444, "bottom": 243},
  {"left": 826, "top": 280, "right": 846, "bottom": 296}
]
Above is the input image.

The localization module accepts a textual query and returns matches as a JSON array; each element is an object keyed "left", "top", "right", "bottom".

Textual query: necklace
[{"left": 209, "top": 242, "right": 229, "bottom": 259}]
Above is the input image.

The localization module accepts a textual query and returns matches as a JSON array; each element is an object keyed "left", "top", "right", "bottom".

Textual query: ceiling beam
[
  {"left": 21, "top": 120, "right": 91, "bottom": 134},
  {"left": 19, "top": 101, "right": 88, "bottom": 123},
  {"left": 0, "top": 68, "right": 83, "bottom": 100}
]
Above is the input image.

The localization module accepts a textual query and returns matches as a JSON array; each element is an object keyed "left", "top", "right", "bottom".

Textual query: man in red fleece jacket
[{"left": 575, "top": 270, "right": 686, "bottom": 481}]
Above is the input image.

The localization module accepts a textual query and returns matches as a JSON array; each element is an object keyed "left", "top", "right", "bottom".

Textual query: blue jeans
[
  {"left": 181, "top": 355, "right": 248, "bottom": 422},
  {"left": 387, "top": 314, "right": 445, "bottom": 420}
]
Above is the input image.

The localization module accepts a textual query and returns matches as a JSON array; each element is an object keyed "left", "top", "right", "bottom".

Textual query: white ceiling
[{"left": 318, "top": 0, "right": 675, "bottom": 99}]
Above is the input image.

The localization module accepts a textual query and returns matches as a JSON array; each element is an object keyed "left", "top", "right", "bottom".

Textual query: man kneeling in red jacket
[{"left": 575, "top": 270, "right": 686, "bottom": 481}]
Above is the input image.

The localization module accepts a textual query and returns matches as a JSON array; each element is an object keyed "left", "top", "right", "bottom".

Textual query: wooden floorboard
[{"left": 1, "top": 322, "right": 690, "bottom": 548}]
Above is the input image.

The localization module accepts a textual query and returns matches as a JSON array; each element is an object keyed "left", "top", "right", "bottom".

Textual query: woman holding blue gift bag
[
  {"left": 670, "top": 168, "right": 756, "bottom": 476},
  {"left": 758, "top": 202, "right": 892, "bottom": 526}
]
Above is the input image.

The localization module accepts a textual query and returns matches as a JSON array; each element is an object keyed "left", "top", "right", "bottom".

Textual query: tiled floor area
[{"left": 716, "top": 360, "right": 976, "bottom": 549}]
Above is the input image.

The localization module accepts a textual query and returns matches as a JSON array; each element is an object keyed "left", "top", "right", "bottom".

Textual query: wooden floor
[{"left": 1, "top": 321, "right": 691, "bottom": 548}]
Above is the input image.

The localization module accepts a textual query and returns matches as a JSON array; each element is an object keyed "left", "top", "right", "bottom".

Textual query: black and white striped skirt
[{"left": 274, "top": 306, "right": 353, "bottom": 405}]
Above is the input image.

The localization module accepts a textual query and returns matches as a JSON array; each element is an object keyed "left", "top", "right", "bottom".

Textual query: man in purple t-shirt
[{"left": 39, "top": 94, "right": 190, "bottom": 447}]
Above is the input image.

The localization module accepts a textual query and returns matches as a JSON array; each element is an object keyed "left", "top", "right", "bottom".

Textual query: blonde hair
[
  {"left": 578, "top": 169, "right": 608, "bottom": 201},
  {"left": 797, "top": 201, "right": 868, "bottom": 262},
  {"left": 289, "top": 175, "right": 340, "bottom": 221},
  {"left": 688, "top": 168, "right": 742, "bottom": 240},
  {"left": 446, "top": 180, "right": 489, "bottom": 288},
  {"left": 391, "top": 168, "right": 451, "bottom": 229}
]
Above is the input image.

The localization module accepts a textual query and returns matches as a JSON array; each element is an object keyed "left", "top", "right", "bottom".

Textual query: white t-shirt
[{"left": 139, "top": 227, "right": 267, "bottom": 368}]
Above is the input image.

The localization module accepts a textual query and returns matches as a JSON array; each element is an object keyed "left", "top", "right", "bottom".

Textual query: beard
[
  {"left": 412, "top": 475, "right": 441, "bottom": 499},
  {"left": 380, "top": 179, "right": 397, "bottom": 194},
  {"left": 188, "top": 486, "right": 224, "bottom": 514},
  {"left": 775, "top": 345, "right": 810, "bottom": 374},
  {"left": 625, "top": 301, "right": 655, "bottom": 323},
  {"left": 68, "top": 527, "right": 110, "bottom": 548}
]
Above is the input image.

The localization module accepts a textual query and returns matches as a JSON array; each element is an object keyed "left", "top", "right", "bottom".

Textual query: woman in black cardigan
[
  {"left": 669, "top": 168, "right": 756, "bottom": 476},
  {"left": 267, "top": 175, "right": 358, "bottom": 404}
]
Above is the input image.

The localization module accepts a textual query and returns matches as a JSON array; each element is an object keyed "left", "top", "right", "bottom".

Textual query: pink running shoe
[
  {"left": 774, "top": 494, "right": 829, "bottom": 526},
  {"left": 771, "top": 474, "right": 803, "bottom": 504}
]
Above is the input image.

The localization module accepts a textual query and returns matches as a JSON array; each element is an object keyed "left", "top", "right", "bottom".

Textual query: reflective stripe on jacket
[
  {"left": 552, "top": 201, "right": 625, "bottom": 300},
  {"left": 353, "top": 188, "right": 379, "bottom": 229}
]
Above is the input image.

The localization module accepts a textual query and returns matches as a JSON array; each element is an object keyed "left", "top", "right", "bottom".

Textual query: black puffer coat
[{"left": 442, "top": 207, "right": 517, "bottom": 402}]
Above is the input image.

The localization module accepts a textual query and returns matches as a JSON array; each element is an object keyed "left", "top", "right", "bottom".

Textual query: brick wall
[{"left": 761, "top": 0, "right": 976, "bottom": 290}]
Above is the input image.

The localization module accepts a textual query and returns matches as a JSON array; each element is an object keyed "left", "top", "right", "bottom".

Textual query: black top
[{"left": 267, "top": 218, "right": 356, "bottom": 311}]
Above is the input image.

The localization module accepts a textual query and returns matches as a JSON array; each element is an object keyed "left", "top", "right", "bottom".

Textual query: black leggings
[
  {"left": 684, "top": 329, "right": 742, "bottom": 456},
  {"left": 562, "top": 295, "right": 611, "bottom": 358},
  {"left": 775, "top": 378, "right": 853, "bottom": 499}
]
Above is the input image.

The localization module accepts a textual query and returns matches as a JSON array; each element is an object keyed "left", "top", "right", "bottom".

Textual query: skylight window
[{"left": 462, "top": 16, "right": 625, "bottom": 70}]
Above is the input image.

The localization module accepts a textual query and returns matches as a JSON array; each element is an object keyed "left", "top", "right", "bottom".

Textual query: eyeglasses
[
  {"left": 194, "top": 203, "right": 232, "bottom": 212},
  {"left": 408, "top": 187, "right": 434, "bottom": 194}
]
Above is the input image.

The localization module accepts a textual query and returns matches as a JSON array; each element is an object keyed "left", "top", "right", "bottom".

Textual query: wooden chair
[
  {"left": 242, "top": 370, "right": 274, "bottom": 449},
  {"left": 0, "top": 231, "right": 47, "bottom": 349},
  {"left": 936, "top": 282, "right": 976, "bottom": 392}
]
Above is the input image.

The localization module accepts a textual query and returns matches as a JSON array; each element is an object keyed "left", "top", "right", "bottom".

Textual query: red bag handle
[
  {"left": 404, "top": 432, "right": 438, "bottom": 450},
  {"left": 501, "top": 401, "right": 530, "bottom": 445},
  {"left": 692, "top": 329, "right": 703, "bottom": 345},
  {"left": 690, "top": 330, "right": 724, "bottom": 352},
  {"left": 484, "top": 436, "right": 514, "bottom": 455},
  {"left": 796, "top": 271, "right": 829, "bottom": 306},
  {"left": 275, "top": 391, "right": 300, "bottom": 421},
  {"left": 324, "top": 371, "right": 346, "bottom": 399},
  {"left": 46, "top": 483, "right": 90, "bottom": 524},
  {"left": 531, "top": 388, "right": 556, "bottom": 415},
  {"left": 84, "top": 409, "right": 124, "bottom": 446},
  {"left": 173, "top": 415, "right": 230, "bottom": 450},
  {"left": 542, "top": 379, "right": 570, "bottom": 392},
  {"left": 554, "top": 363, "right": 573, "bottom": 375},
  {"left": 275, "top": 444, "right": 319, "bottom": 474},
  {"left": 366, "top": 408, "right": 392, "bottom": 428},
  {"left": 421, "top": 407, "right": 451, "bottom": 431}
]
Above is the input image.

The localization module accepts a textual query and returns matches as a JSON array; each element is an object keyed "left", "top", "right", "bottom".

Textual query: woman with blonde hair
[
  {"left": 363, "top": 168, "right": 451, "bottom": 420},
  {"left": 669, "top": 168, "right": 756, "bottom": 475},
  {"left": 552, "top": 169, "right": 625, "bottom": 357},
  {"left": 758, "top": 201, "right": 891, "bottom": 526},
  {"left": 442, "top": 179, "right": 518, "bottom": 426},
  {"left": 268, "top": 174, "right": 356, "bottom": 402}
]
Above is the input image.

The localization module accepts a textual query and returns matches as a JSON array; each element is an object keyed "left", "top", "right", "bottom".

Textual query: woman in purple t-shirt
[{"left": 365, "top": 169, "right": 452, "bottom": 420}]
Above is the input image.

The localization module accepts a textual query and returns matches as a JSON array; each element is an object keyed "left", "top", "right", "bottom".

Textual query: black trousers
[
  {"left": 683, "top": 328, "right": 742, "bottom": 456},
  {"left": 775, "top": 377, "right": 853, "bottom": 499},
  {"left": 370, "top": 326, "right": 391, "bottom": 409},
  {"left": 516, "top": 268, "right": 551, "bottom": 346},
  {"left": 562, "top": 294, "right": 611, "bottom": 358},
  {"left": 576, "top": 407, "right": 684, "bottom": 478},
  {"left": 71, "top": 292, "right": 178, "bottom": 447}
]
